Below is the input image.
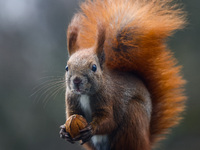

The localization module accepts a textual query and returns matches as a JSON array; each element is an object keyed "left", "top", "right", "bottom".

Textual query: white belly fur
[
  {"left": 91, "top": 135, "right": 108, "bottom": 146},
  {"left": 80, "top": 95, "right": 108, "bottom": 149},
  {"left": 80, "top": 95, "right": 92, "bottom": 121}
]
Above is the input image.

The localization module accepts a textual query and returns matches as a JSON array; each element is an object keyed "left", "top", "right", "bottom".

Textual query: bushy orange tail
[{"left": 68, "top": 0, "right": 186, "bottom": 146}]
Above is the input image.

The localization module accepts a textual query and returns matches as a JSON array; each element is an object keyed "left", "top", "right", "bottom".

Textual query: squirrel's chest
[
  {"left": 79, "top": 95, "right": 109, "bottom": 149},
  {"left": 79, "top": 95, "right": 92, "bottom": 122}
]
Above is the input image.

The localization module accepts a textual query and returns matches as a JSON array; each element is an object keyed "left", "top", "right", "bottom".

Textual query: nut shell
[{"left": 65, "top": 114, "right": 88, "bottom": 138}]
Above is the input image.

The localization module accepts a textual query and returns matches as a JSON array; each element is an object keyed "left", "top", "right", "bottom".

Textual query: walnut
[{"left": 65, "top": 114, "right": 88, "bottom": 138}]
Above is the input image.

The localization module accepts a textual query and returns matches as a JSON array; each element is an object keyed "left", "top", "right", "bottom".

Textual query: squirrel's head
[
  {"left": 65, "top": 16, "right": 105, "bottom": 95},
  {"left": 66, "top": 49, "right": 104, "bottom": 95}
]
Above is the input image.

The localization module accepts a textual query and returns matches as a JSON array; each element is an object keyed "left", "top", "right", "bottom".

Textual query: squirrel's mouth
[
  {"left": 75, "top": 88, "right": 81, "bottom": 92},
  {"left": 72, "top": 87, "right": 84, "bottom": 94},
  {"left": 73, "top": 87, "right": 90, "bottom": 95},
  {"left": 70, "top": 82, "right": 89, "bottom": 95}
]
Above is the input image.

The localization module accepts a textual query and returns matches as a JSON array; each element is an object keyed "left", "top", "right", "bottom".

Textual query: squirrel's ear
[
  {"left": 96, "top": 23, "right": 106, "bottom": 67},
  {"left": 67, "top": 14, "right": 81, "bottom": 56}
]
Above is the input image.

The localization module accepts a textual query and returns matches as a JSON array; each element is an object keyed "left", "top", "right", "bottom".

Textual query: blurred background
[{"left": 0, "top": 0, "right": 199, "bottom": 150}]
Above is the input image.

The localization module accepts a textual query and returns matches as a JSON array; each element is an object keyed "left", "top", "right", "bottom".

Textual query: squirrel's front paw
[
  {"left": 74, "top": 124, "right": 93, "bottom": 145},
  {"left": 59, "top": 125, "right": 75, "bottom": 144}
]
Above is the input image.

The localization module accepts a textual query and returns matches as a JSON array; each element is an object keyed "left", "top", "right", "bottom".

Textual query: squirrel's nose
[{"left": 73, "top": 77, "right": 82, "bottom": 85}]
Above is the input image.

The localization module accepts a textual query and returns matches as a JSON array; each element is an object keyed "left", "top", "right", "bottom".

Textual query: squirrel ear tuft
[
  {"left": 67, "top": 14, "right": 81, "bottom": 56},
  {"left": 96, "top": 23, "right": 106, "bottom": 67}
]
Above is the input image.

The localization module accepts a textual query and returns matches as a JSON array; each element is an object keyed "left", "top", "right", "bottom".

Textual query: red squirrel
[{"left": 59, "top": 0, "right": 186, "bottom": 149}]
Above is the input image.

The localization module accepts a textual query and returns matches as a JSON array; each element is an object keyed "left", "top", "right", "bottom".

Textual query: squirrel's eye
[
  {"left": 91, "top": 64, "right": 97, "bottom": 72},
  {"left": 65, "top": 66, "right": 68, "bottom": 71}
]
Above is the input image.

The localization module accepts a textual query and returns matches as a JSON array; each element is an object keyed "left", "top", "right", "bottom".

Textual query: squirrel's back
[{"left": 67, "top": 0, "right": 186, "bottom": 146}]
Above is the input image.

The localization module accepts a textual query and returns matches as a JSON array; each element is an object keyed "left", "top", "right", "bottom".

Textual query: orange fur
[{"left": 67, "top": 0, "right": 186, "bottom": 147}]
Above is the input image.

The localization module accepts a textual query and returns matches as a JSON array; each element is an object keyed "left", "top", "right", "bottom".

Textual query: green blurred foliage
[{"left": 0, "top": 0, "right": 199, "bottom": 150}]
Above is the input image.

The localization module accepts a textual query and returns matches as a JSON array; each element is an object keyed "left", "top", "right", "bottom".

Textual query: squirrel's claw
[
  {"left": 59, "top": 124, "right": 75, "bottom": 144},
  {"left": 74, "top": 124, "right": 93, "bottom": 145}
]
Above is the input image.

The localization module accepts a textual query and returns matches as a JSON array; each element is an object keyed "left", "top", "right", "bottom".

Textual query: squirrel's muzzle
[{"left": 73, "top": 77, "right": 82, "bottom": 87}]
